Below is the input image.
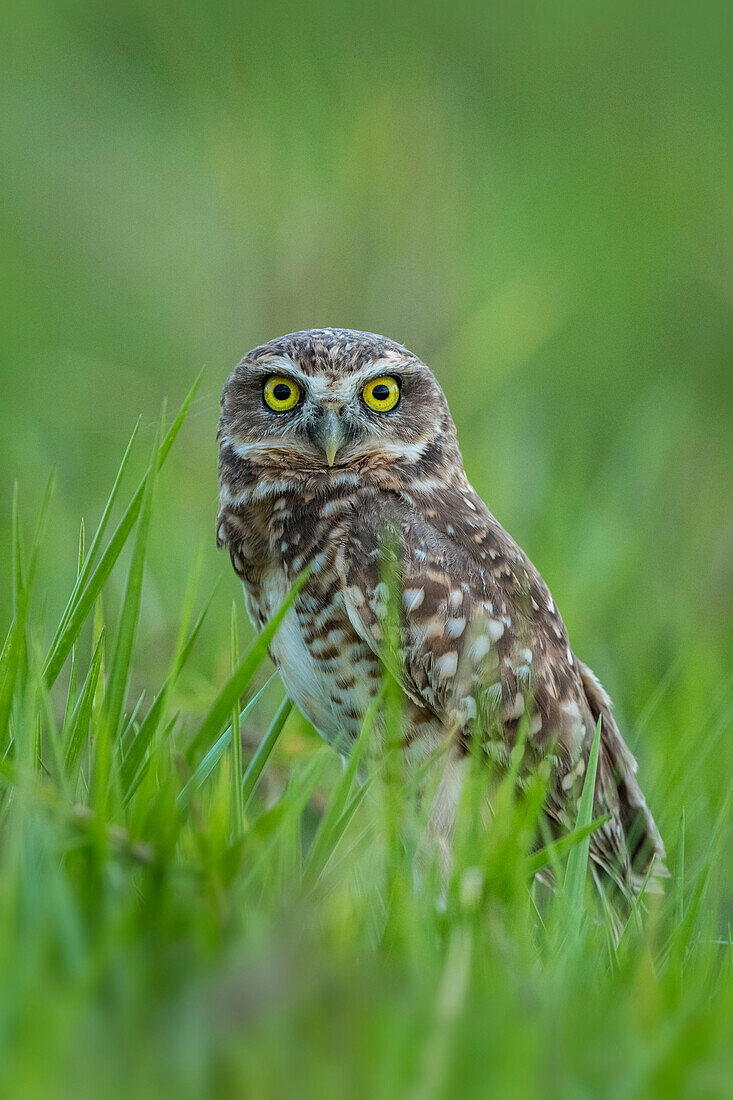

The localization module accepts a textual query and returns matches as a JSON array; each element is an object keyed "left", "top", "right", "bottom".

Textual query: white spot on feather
[
  {"left": 424, "top": 617, "right": 445, "bottom": 640},
  {"left": 462, "top": 696, "right": 477, "bottom": 720},
  {"left": 403, "top": 588, "right": 425, "bottom": 612},
  {"left": 562, "top": 756, "right": 586, "bottom": 791},
  {"left": 346, "top": 585, "right": 365, "bottom": 607},
  {"left": 469, "top": 636, "right": 491, "bottom": 660},
  {"left": 435, "top": 652, "right": 458, "bottom": 680},
  {"left": 561, "top": 700, "right": 586, "bottom": 757},
  {"left": 505, "top": 695, "right": 525, "bottom": 720}
]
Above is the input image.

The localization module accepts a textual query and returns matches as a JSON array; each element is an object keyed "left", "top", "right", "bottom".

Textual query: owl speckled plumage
[{"left": 217, "top": 328, "right": 666, "bottom": 899}]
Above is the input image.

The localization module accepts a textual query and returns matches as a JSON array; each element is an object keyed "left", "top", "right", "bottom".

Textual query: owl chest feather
[{"left": 243, "top": 518, "right": 383, "bottom": 747}]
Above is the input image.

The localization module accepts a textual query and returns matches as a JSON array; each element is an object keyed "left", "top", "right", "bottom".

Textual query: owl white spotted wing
[
  {"left": 336, "top": 496, "right": 558, "bottom": 751},
  {"left": 335, "top": 493, "right": 666, "bottom": 895}
]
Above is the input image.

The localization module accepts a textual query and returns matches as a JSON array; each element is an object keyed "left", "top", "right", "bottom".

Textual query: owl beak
[{"left": 312, "top": 408, "right": 347, "bottom": 467}]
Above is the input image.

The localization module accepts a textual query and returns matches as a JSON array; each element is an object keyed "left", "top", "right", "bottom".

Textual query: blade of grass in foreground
[
  {"left": 119, "top": 547, "right": 210, "bottom": 799},
  {"left": 229, "top": 604, "right": 245, "bottom": 839},
  {"left": 241, "top": 696, "right": 293, "bottom": 810},
  {"left": 0, "top": 479, "right": 54, "bottom": 741},
  {"left": 185, "top": 567, "right": 309, "bottom": 765},
  {"left": 562, "top": 716, "right": 602, "bottom": 940},
  {"left": 25, "top": 473, "right": 56, "bottom": 616},
  {"left": 120, "top": 589, "right": 214, "bottom": 801},
  {"left": 104, "top": 419, "right": 160, "bottom": 740},
  {"left": 0, "top": 605, "right": 26, "bottom": 746},
  {"left": 11, "top": 483, "right": 24, "bottom": 617},
  {"left": 674, "top": 806, "right": 685, "bottom": 927},
  {"left": 59, "top": 523, "right": 87, "bottom": 738},
  {"left": 526, "top": 812, "right": 611, "bottom": 878},
  {"left": 304, "top": 689, "right": 384, "bottom": 882},
  {"left": 661, "top": 779, "right": 732, "bottom": 971},
  {"left": 64, "top": 632, "right": 106, "bottom": 774},
  {"left": 47, "top": 419, "right": 141, "bottom": 659},
  {"left": 43, "top": 371, "right": 203, "bottom": 688},
  {"left": 176, "top": 675, "right": 276, "bottom": 809}
]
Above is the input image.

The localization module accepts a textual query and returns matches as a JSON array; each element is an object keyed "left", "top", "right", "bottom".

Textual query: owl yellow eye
[
  {"left": 362, "top": 375, "right": 400, "bottom": 413},
  {"left": 263, "top": 375, "right": 301, "bottom": 412}
]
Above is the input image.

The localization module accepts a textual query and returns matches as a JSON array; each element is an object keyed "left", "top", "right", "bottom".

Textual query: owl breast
[{"left": 247, "top": 557, "right": 383, "bottom": 747}]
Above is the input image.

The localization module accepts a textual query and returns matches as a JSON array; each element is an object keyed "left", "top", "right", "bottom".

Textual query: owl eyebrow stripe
[
  {"left": 353, "top": 362, "right": 409, "bottom": 384},
  {"left": 363, "top": 371, "right": 402, "bottom": 389},
  {"left": 251, "top": 357, "right": 310, "bottom": 386}
]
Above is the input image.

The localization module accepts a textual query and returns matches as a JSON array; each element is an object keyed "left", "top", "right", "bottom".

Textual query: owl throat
[{"left": 219, "top": 456, "right": 392, "bottom": 593}]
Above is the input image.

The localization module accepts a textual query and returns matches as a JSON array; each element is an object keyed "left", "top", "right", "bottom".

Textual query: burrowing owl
[{"left": 217, "top": 328, "right": 665, "bottom": 899}]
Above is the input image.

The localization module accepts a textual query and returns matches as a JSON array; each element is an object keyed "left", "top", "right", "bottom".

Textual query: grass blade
[
  {"left": 664, "top": 780, "right": 732, "bottom": 970},
  {"left": 64, "top": 631, "right": 106, "bottom": 774},
  {"left": 103, "top": 420, "right": 160, "bottom": 739},
  {"left": 241, "top": 696, "right": 293, "bottom": 810},
  {"left": 30, "top": 648, "right": 70, "bottom": 795},
  {"left": 47, "top": 421, "right": 140, "bottom": 659},
  {"left": 674, "top": 806, "right": 685, "bottom": 926},
  {"left": 43, "top": 372, "right": 203, "bottom": 688},
  {"left": 25, "top": 472, "right": 55, "bottom": 596},
  {"left": 176, "top": 676, "right": 276, "bottom": 809},
  {"left": 0, "top": 620, "right": 24, "bottom": 744},
  {"left": 124, "top": 712, "right": 180, "bottom": 807},
  {"left": 562, "top": 716, "right": 602, "bottom": 938},
  {"left": 526, "top": 813, "right": 612, "bottom": 878},
  {"left": 229, "top": 604, "right": 245, "bottom": 839},
  {"left": 12, "top": 482, "right": 24, "bottom": 616},
  {"left": 61, "top": 523, "right": 87, "bottom": 739},
  {"left": 120, "top": 590, "right": 213, "bottom": 799},
  {"left": 186, "top": 568, "right": 309, "bottom": 764},
  {"left": 120, "top": 692, "right": 147, "bottom": 752},
  {"left": 305, "top": 691, "right": 383, "bottom": 880},
  {"left": 0, "top": 484, "right": 39, "bottom": 741}
]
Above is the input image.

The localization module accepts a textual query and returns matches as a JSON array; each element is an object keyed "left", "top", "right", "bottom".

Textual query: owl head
[{"left": 218, "top": 329, "right": 464, "bottom": 495}]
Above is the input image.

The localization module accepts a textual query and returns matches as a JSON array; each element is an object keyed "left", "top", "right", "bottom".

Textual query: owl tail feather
[{"left": 577, "top": 660, "right": 669, "bottom": 902}]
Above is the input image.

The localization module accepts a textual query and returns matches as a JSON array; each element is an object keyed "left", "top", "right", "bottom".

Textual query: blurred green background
[{"left": 1, "top": 0, "right": 731, "bottom": 849}]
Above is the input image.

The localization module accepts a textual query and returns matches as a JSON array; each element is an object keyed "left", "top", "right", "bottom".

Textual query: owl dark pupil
[
  {"left": 273, "top": 383, "right": 291, "bottom": 400},
  {"left": 372, "top": 384, "right": 390, "bottom": 400}
]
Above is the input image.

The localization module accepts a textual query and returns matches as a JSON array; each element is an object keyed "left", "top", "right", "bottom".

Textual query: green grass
[{"left": 0, "top": 402, "right": 730, "bottom": 1100}]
